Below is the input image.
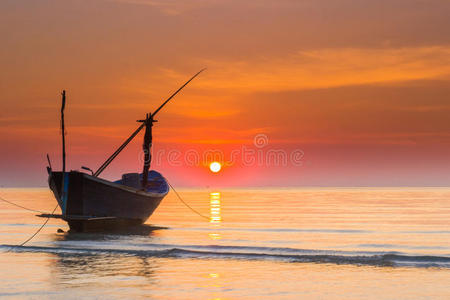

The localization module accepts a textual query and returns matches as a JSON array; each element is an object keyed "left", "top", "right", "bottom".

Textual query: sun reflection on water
[
  {"left": 209, "top": 192, "right": 222, "bottom": 241},
  {"left": 207, "top": 193, "right": 222, "bottom": 296},
  {"left": 210, "top": 192, "right": 221, "bottom": 224}
]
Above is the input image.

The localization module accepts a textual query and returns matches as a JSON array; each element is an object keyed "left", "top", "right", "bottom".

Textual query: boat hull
[{"left": 48, "top": 171, "right": 168, "bottom": 232}]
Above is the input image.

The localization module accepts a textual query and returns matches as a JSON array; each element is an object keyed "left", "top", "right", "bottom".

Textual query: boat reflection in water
[
  {"left": 209, "top": 192, "right": 222, "bottom": 240},
  {"left": 53, "top": 250, "right": 158, "bottom": 285},
  {"left": 50, "top": 226, "right": 165, "bottom": 286}
]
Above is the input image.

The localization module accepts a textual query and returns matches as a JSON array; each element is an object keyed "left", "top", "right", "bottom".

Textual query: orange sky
[{"left": 1, "top": 0, "right": 450, "bottom": 186}]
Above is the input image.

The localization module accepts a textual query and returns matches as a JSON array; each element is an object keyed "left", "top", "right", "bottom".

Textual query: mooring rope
[
  {"left": 0, "top": 195, "right": 58, "bottom": 252},
  {"left": 17, "top": 204, "right": 59, "bottom": 247},
  {"left": 4, "top": 204, "right": 59, "bottom": 253},
  {"left": 166, "top": 180, "right": 211, "bottom": 221},
  {"left": 0, "top": 195, "right": 49, "bottom": 214}
]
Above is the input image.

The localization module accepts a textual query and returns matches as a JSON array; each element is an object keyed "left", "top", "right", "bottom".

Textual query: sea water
[{"left": 1, "top": 187, "right": 449, "bottom": 299}]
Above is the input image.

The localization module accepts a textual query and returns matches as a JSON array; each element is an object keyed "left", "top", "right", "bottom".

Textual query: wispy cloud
[
  {"left": 169, "top": 108, "right": 241, "bottom": 120},
  {"left": 105, "top": 0, "right": 219, "bottom": 15},
  {"left": 189, "top": 46, "right": 450, "bottom": 92},
  {"left": 397, "top": 105, "right": 450, "bottom": 112}
]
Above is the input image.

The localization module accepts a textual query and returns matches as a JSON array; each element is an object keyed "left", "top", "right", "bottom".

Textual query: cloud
[
  {"left": 189, "top": 46, "right": 450, "bottom": 92},
  {"left": 169, "top": 108, "right": 241, "bottom": 120},
  {"left": 105, "top": 0, "right": 219, "bottom": 15},
  {"left": 397, "top": 105, "right": 450, "bottom": 112}
]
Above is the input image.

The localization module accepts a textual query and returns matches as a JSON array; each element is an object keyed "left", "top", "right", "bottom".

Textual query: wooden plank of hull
[{"left": 48, "top": 171, "right": 167, "bottom": 231}]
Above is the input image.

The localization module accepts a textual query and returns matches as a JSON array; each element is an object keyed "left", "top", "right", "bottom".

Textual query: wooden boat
[
  {"left": 47, "top": 170, "right": 169, "bottom": 232},
  {"left": 45, "top": 70, "right": 204, "bottom": 232}
]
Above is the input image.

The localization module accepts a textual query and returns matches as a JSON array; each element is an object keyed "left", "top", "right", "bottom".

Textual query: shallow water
[{"left": 1, "top": 187, "right": 449, "bottom": 299}]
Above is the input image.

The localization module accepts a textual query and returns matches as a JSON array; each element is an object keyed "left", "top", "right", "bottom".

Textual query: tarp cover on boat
[{"left": 114, "top": 171, "right": 168, "bottom": 194}]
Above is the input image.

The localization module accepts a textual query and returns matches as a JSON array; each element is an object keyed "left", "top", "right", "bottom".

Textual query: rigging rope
[{"left": 166, "top": 180, "right": 211, "bottom": 221}]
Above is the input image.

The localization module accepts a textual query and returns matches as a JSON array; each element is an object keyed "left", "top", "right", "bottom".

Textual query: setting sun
[{"left": 209, "top": 162, "right": 222, "bottom": 173}]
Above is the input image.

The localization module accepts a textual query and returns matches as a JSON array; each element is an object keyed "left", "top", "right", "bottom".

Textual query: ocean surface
[{"left": 1, "top": 187, "right": 449, "bottom": 299}]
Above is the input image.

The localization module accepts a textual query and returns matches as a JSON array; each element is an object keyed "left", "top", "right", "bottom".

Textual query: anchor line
[
  {"left": 0, "top": 195, "right": 49, "bottom": 214},
  {"left": 166, "top": 180, "right": 211, "bottom": 221}
]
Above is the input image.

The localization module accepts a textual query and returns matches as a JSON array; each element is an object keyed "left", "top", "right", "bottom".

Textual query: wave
[
  {"left": 173, "top": 227, "right": 450, "bottom": 235},
  {"left": 175, "top": 227, "right": 373, "bottom": 234},
  {"left": 2, "top": 243, "right": 449, "bottom": 268}
]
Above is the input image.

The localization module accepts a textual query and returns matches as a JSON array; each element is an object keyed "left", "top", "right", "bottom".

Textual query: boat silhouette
[{"left": 44, "top": 70, "right": 205, "bottom": 232}]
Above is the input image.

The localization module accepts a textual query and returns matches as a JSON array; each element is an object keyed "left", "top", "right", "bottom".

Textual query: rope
[
  {"left": 5, "top": 204, "right": 59, "bottom": 252},
  {"left": 0, "top": 194, "right": 58, "bottom": 252},
  {"left": 18, "top": 204, "right": 59, "bottom": 247},
  {"left": 166, "top": 180, "right": 210, "bottom": 221},
  {"left": 0, "top": 195, "right": 49, "bottom": 214}
]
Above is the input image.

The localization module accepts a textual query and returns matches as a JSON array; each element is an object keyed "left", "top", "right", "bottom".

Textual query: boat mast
[
  {"left": 93, "top": 68, "right": 205, "bottom": 178},
  {"left": 61, "top": 90, "right": 66, "bottom": 175},
  {"left": 60, "top": 90, "right": 67, "bottom": 213},
  {"left": 141, "top": 113, "right": 156, "bottom": 188}
]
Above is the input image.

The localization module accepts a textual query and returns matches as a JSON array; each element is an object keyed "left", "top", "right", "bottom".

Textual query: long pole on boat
[
  {"left": 152, "top": 68, "right": 206, "bottom": 117},
  {"left": 93, "top": 69, "right": 205, "bottom": 178},
  {"left": 61, "top": 90, "right": 66, "bottom": 174},
  {"left": 60, "top": 90, "right": 67, "bottom": 214}
]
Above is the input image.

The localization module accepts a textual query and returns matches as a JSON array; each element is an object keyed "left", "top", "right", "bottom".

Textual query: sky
[{"left": 1, "top": 0, "right": 450, "bottom": 187}]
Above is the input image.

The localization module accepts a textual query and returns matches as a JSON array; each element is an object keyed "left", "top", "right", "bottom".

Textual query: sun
[{"left": 209, "top": 162, "right": 222, "bottom": 173}]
